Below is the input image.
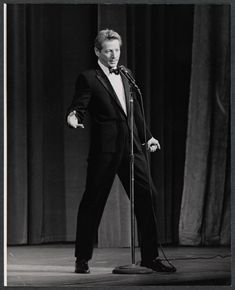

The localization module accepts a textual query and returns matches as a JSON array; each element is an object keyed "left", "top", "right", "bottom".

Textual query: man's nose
[{"left": 111, "top": 51, "right": 117, "bottom": 58}]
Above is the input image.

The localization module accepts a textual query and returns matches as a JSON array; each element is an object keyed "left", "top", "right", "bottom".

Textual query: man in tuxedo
[{"left": 67, "top": 29, "right": 176, "bottom": 274}]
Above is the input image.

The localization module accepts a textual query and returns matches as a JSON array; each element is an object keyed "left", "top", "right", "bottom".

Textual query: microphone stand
[{"left": 112, "top": 68, "right": 153, "bottom": 274}]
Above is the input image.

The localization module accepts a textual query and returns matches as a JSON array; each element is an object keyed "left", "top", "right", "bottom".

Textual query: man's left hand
[{"left": 146, "top": 137, "right": 161, "bottom": 153}]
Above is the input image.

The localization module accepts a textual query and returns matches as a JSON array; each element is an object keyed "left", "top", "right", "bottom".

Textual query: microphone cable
[{"left": 133, "top": 72, "right": 176, "bottom": 271}]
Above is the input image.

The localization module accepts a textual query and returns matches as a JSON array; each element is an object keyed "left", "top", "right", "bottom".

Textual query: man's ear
[{"left": 94, "top": 47, "right": 100, "bottom": 57}]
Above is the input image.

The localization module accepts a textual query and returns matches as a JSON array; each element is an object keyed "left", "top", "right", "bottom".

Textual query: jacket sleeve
[{"left": 67, "top": 73, "right": 92, "bottom": 124}]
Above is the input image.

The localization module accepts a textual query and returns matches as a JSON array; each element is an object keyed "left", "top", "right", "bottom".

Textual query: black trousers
[{"left": 75, "top": 130, "right": 159, "bottom": 263}]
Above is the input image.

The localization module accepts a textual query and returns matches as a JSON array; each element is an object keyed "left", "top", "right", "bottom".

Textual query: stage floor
[{"left": 7, "top": 244, "right": 231, "bottom": 286}]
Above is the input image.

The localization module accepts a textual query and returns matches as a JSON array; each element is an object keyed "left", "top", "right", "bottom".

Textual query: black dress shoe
[
  {"left": 141, "top": 258, "right": 177, "bottom": 273},
  {"left": 75, "top": 259, "right": 90, "bottom": 274}
]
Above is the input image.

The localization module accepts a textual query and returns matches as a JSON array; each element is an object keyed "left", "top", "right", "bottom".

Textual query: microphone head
[{"left": 118, "top": 65, "right": 128, "bottom": 73}]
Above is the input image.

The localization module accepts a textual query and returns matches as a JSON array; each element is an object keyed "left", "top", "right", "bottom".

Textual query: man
[{"left": 67, "top": 29, "right": 176, "bottom": 274}]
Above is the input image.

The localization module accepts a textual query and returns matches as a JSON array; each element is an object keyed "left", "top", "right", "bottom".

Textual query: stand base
[{"left": 112, "top": 264, "right": 153, "bottom": 274}]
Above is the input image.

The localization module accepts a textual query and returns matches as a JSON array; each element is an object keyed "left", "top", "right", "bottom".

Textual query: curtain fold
[
  {"left": 26, "top": 5, "right": 45, "bottom": 244},
  {"left": 7, "top": 5, "right": 28, "bottom": 244},
  {"left": 179, "top": 5, "right": 230, "bottom": 246}
]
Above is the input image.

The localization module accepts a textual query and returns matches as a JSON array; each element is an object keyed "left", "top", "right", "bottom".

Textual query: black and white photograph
[{"left": 4, "top": 2, "right": 231, "bottom": 287}]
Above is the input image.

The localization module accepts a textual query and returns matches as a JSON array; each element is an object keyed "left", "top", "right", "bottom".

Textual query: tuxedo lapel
[{"left": 96, "top": 69, "right": 128, "bottom": 119}]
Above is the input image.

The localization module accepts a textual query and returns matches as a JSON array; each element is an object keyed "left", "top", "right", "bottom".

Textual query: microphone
[
  {"left": 118, "top": 65, "right": 136, "bottom": 84},
  {"left": 118, "top": 65, "right": 128, "bottom": 74}
]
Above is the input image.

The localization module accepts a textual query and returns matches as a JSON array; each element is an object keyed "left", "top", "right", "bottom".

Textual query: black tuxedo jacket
[{"left": 68, "top": 67, "right": 152, "bottom": 155}]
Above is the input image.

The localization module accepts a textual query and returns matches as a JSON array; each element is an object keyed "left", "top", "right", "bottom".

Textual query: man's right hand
[{"left": 67, "top": 111, "right": 84, "bottom": 129}]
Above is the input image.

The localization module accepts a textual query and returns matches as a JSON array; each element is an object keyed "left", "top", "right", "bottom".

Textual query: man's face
[{"left": 95, "top": 39, "right": 121, "bottom": 68}]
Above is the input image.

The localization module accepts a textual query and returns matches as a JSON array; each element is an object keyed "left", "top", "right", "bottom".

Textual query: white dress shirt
[{"left": 98, "top": 60, "right": 127, "bottom": 115}]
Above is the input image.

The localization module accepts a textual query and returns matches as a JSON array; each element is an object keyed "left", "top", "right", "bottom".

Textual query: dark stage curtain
[
  {"left": 179, "top": 5, "right": 230, "bottom": 246},
  {"left": 7, "top": 4, "right": 98, "bottom": 244},
  {"left": 7, "top": 4, "right": 230, "bottom": 247}
]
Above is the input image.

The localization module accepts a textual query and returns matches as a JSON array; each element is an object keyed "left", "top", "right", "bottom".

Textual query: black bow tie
[{"left": 109, "top": 67, "right": 120, "bottom": 75}]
